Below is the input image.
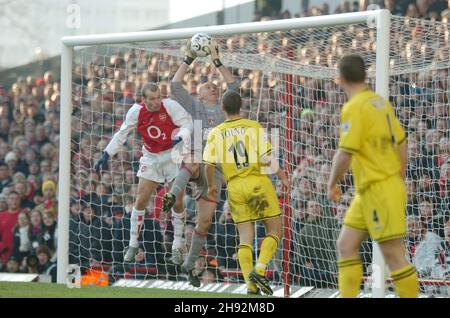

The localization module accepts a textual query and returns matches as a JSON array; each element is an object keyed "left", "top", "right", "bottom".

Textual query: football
[{"left": 190, "top": 33, "right": 212, "bottom": 57}]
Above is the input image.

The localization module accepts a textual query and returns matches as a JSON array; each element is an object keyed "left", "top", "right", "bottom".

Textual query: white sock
[
  {"left": 255, "top": 263, "right": 267, "bottom": 274},
  {"left": 129, "top": 208, "right": 145, "bottom": 248},
  {"left": 171, "top": 209, "right": 185, "bottom": 249}
]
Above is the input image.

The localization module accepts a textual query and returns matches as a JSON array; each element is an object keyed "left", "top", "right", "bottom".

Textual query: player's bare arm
[
  {"left": 397, "top": 139, "right": 407, "bottom": 180},
  {"left": 260, "top": 152, "right": 290, "bottom": 192},
  {"left": 276, "top": 168, "right": 291, "bottom": 192},
  {"left": 327, "top": 149, "right": 352, "bottom": 202}
]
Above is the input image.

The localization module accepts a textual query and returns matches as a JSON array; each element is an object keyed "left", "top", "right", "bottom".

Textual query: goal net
[{"left": 62, "top": 12, "right": 450, "bottom": 297}]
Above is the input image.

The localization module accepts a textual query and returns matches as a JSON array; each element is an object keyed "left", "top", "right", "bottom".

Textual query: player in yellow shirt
[
  {"left": 203, "top": 91, "right": 290, "bottom": 295},
  {"left": 327, "top": 54, "right": 418, "bottom": 298}
]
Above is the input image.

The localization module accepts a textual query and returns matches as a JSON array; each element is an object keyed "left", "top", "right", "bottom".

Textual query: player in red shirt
[
  {"left": 95, "top": 82, "right": 193, "bottom": 262},
  {"left": 0, "top": 191, "right": 22, "bottom": 265}
]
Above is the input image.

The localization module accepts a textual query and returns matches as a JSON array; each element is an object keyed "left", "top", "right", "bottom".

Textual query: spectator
[
  {"left": 409, "top": 215, "right": 445, "bottom": 280},
  {"left": 72, "top": 203, "right": 103, "bottom": 268},
  {"left": 416, "top": 0, "right": 430, "bottom": 18},
  {"left": 428, "top": 0, "right": 446, "bottom": 18},
  {"left": 29, "top": 209, "right": 44, "bottom": 250},
  {"left": 438, "top": 137, "right": 449, "bottom": 166},
  {"left": 384, "top": 0, "right": 405, "bottom": 15},
  {"left": 0, "top": 191, "right": 23, "bottom": 265},
  {"left": 12, "top": 211, "right": 31, "bottom": 262},
  {"left": 422, "top": 129, "right": 441, "bottom": 178},
  {"left": 68, "top": 199, "right": 81, "bottom": 265},
  {"left": 0, "top": 193, "right": 7, "bottom": 213},
  {"left": 406, "top": 178, "right": 420, "bottom": 216},
  {"left": 35, "top": 124, "right": 50, "bottom": 149},
  {"left": 108, "top": 204, "right": 166, "bottom": 279},
  {"left": 437, "top": 220, "right": 450, "bottom": 278},
  {"left": 406, "top": 215, "right": 423, "bottom": 264},
  {"left": 194, "top": 250, "right": 224, "bottom": 284},
  {"left": 27, "top": 161, "right": 40, "bottom": 189},
  {"left": 5, "top": 151, "right": 19, "bottom": 174},
  {"left": 39, "top": 160, "right": 54, "bottom": 182},
  {"left": 183, "top": 186, "right": 197, "bottom": 223},
  {"left": 41, "top": 210, "right": 57, "bottom": 259},
  {"left": 36, "top": 245, "right": 57, "bottom": 282},
  {"left": 139, "top": 216, "right": 166, "bottom": 267},
  {"left": 294, "top": 200, "right": 339, "bottom": 288},
  {"left": 416, "top": 172, "right": 438, "bottom": 198},
  {"left": 418, "top": 197, "right": 447, "bottom": 238},
  {"left": 5, "top": 255, "right": 20, "bottom": 273},
  {"left": 110, "top": 206, "right": 129, "bottom": 264},
  {"left": 216, "top": 201, "right": 239, "bottom": 269},
  {"left": 0, "top": 118, "right": 9, "bottom": 142},
  {"left": 405, "top": 3, "right": 420, "bottom": 17},
  {"left": 23, "top": 254, "right": 39, "bottom": 274},
  {"left": 0, "top": 161, "right": 12, "bottom": 193},
  {"left": 23, "top": 148, "right": 38, "bottom": 172},
  {"left": 442, "top": 0, "right": 450, "bottom": 19},
  {"left": 149, "top": 185, "right": 168, "bottom": 221},
  {"left": 14, "top": 180, "right": 34, "bottom": 210},
  {"left": 292, "top": 176, "right": 315, "bottom": 211},
  {"left": 280, "top": 10, "right": 291, "bottom": 19},
  {"left": 35, "top": 180, "right": 58, "bottom": 216}
]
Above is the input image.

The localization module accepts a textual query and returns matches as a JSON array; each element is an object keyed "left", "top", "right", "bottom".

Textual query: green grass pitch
[{"left": 0, "top": 282, "right": 263, "bottom": 298}]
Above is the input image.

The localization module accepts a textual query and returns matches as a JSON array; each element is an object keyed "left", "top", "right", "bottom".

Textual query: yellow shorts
[
  {"left": 343, "top": 175, "right": 407, "bottom": 242},
  {"left": 227, "top": 175, "right": 281, "bottom": 224}
]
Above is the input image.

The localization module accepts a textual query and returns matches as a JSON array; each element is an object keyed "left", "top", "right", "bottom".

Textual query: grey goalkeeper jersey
[{"left": 170, "top": 81, "right": 239, "bottom": 157}]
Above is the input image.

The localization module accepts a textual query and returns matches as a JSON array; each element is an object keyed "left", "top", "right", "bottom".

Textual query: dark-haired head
[
  {"left": 338, "top": 54, "right": 366, "bottom": 84},
  {"left": 221, "top": 91, "right": 242, "bottom": 116}
]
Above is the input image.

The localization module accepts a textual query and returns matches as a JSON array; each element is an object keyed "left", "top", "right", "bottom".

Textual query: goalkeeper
[{"left": 161, "top": 37, "right": 238, "bottom": 287}]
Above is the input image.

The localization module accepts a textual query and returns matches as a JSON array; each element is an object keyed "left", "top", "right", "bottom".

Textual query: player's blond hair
[
  {"left": 197, "top": 82, "right": 217, "bottom": 95},
  {"left": 141, "top": 82, "right": 160, "bottom": 98}
]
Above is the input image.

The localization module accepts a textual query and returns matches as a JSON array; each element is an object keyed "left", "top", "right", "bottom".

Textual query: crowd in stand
[
  {"left": 0, "top": 1, "right": 449, "bottom": 292},
  {"left": 256, "top": 0, "right": 450, "bottom": 21}
]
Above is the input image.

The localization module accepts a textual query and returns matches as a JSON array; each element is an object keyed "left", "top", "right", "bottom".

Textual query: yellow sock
[
  {"left": 238, "top": 244, "right": 255, "bottom": 291},
  {"left": 391, "top": 265, "right": 419, "bottom": 298},
  {"left": 337, "top": 258, "right": 363, "bottom": 298},
  {"left": 255, "top": 235, "right": 279, "bottom": 276}
]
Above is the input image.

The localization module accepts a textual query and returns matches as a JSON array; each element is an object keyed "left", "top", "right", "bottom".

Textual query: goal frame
[{"left": 58, "top": 9, "right": 391, "bottom": 298}]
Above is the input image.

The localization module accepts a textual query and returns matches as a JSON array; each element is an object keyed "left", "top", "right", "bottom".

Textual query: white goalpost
[{"left": 57, "top": 10, "right": 449, "bottom": 297}]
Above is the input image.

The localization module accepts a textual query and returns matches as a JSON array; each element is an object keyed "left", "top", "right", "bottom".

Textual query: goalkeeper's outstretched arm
[
  {"left": 208, "top": 39, "right": 239, "bottom": 90},
  {"left": 170, "top": 40, "right": 196, "bottom": 114},
  {"left": 216, "top": 63, "right": 235, "bottom": 85}
]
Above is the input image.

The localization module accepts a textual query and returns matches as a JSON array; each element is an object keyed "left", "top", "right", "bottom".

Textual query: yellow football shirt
[
  {"left": 203, "top": 117, "right": 272, "bottom": 181},
  {"left": 339, "top": 88, "right": 406, "bottom": 192}
]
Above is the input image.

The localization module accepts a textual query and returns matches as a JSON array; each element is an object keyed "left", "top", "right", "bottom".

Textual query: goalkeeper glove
[
  {"left": 94, "top": 151, "right": 110, "bottom": 173},
  {"left": 209, "top": 39, "right": 223, "bottom": 68},
  {"left": 172, "top": 136, "right": 183, "bottom": 147},
  {"left": 183, "top": 40, "right": 196, "bottom": 66}
]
